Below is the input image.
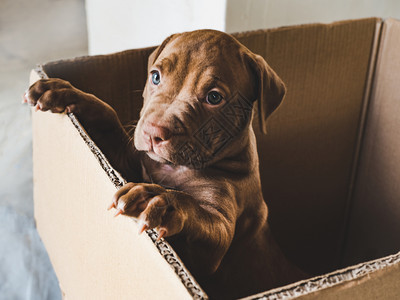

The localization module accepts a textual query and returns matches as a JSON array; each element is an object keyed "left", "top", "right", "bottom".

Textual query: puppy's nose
[{"left": 143, "top": 122, "right": 171, "bottom": 146}]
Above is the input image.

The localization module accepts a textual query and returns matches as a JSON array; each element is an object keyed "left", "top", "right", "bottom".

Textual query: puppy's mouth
[
  {"left": 145, "top": 150, "right": 173, "bottom": 165},
  {"left": 134, "top": 121, "right": 216, "bottom": 169},
  {"left": 144, "top": 142, "right": 209, "bottom": 169}
]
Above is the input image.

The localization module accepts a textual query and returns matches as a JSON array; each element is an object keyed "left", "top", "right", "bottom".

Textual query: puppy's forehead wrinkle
[
  {"left": 196, "top": 73, "right": 228, "bottom": 95},
  {"left": 162, "top": 36, "right": 234, "bottom": 72},
  {"left": 163, "top": 101, "right": 194, "bottom": 131},
  {"left": 170, "top": 98, "right": 203, "bottom": 130},
  {"left": 176, "top": 30, "right": 239, "bottom": 52},
  {"left": 157, "top": 54, "right": 178, "bottom": 73},
  {"left": 158, "top": 39, "right": 242, "bottom": 97}
]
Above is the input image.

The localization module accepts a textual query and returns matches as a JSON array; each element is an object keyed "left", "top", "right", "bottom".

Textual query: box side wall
[
  {"left": 237, "top": 18, "right": 379, "bottom": 274},
  {"left": 344, "top": 19, "right": 400, "bottom": 265},
  {"left": 32, "top": 111, "right": 192, "bottom": 299}
]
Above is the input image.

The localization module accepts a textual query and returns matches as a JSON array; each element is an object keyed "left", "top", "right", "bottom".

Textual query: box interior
[{"left": 34, "top": 17, "right": 400, "bottom": 299}]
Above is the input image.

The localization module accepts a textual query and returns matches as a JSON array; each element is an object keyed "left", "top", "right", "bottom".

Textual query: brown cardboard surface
[
  {"left": 32, "top": 109, "right": 203, "bottom": 299},
  {"left": 244, "top": 18, "right": 379, "bottom": 274},
  {"left": 344, "top": 18, "right": 400, "bottom": 265}
]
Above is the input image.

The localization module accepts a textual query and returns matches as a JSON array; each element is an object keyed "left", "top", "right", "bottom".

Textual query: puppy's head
[{"left": 134, "top": 30, "right": 285, "bottom": 169}]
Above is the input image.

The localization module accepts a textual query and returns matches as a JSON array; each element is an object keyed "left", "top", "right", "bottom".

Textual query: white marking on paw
[{"left": 116, "top": 201, "right": 126, "bottom": 211}]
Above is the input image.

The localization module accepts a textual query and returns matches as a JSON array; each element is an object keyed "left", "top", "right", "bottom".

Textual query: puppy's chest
[{"left": 142, "top": 160, "right": 193, "bottom": 190}]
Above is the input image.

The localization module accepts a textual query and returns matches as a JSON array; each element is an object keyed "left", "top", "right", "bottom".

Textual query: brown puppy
[{"left": 25, "top": 30, "right": 305, "bottom": 299}]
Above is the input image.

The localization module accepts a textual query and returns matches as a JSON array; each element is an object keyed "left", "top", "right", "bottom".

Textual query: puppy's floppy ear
[
  {"left": 147, "top": 34, "right": 177, "bottom": 70},
  {"left": 248, "top": 53, "right": 286, "bottom": 134}
]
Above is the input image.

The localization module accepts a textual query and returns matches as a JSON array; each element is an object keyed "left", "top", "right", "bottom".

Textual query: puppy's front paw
[
  {"left": 23, "top": 79, "right": 81, "bottom": 113},
  {"left": 109, "top": 183, "right": 185, "bottom": 240}
]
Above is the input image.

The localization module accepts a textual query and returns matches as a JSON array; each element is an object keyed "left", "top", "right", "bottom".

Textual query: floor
[{"left": 0, "top": 1, "right": 87, "bottom": 299}]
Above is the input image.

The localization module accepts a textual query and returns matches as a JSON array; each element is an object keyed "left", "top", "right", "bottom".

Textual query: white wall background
[
  {"left": 0, "top": 0, "right": 87, "bottom": 299},
  {"left": 226, "top": 0, "right": 400, "bottom": 32},
  {"left": 1, "top": 0, "right": 400, "bottom": 299},
  {"left": 86, "top": 0, "right": 227, "bottom": 54},
  {"left": 86, "top": 0, "right": 400, "bottom": 54}
]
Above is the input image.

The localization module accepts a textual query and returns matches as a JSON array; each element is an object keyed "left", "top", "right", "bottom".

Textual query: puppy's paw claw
[
  {"left": 114, "top": 209, "right": 123, "bottom": 217},
  {"left": 107, "top": 201, "right": 115, "bottom": 211},
  {"left": 138, "top": 220, "right": 149, "bottom": 234},
  {"left": 22, "top": 93, "right": 28, "bottom": 104},
  {"left": 114, "top": 201, "right": 126, "bottom": 217},
  {"left": 157, "top": 228, "right": 167, "bottom": 241},
  {"left": 23, "top": 90, "right": 33, "bottom": 105}
]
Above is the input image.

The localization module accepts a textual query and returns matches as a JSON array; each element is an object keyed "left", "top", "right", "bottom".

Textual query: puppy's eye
[
  {"left": 151, "top": 71, "right": 161, "bottom": 85},
  {"left": 206, "top": 91, "right": 223, "bottom": 105}
]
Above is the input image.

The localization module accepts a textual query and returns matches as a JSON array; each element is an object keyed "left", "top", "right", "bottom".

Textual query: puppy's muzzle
[{"left": 141, "top": 122, "right": 172, "bottom": 152}]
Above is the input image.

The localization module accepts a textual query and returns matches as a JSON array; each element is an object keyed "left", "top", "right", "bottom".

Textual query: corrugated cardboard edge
[
  {"left": 32, "top": 66, "right": 208, "bottom": 300},
  {"left": 242, "top": 251, "right": 400, "bottom": 300}
]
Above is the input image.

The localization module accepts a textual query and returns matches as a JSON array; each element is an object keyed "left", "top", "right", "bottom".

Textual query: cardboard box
[{"left": 31, "top": 17, "right": 400, "bottom": 299}]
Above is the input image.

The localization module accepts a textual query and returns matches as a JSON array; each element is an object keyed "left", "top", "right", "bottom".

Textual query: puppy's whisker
[
  {"left": 124, "top": 121, "right": 138, "bottom": 136},
  {"left": 127, "top": 89, "right": 144, "bottom": 96}
]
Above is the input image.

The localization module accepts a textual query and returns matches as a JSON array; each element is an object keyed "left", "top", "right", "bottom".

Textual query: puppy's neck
[
  {"left": 141, "top": 154, "right": 191, "bottom": 184},
  {"left": 210, "top": 125, "right": 258, "bottom": 174}
]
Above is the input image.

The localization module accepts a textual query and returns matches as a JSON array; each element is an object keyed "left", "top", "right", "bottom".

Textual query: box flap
[
  {"left": 32, "top": 108, "right": 206, "bottom": 299},
  {"left": 344, "top": 18, "right": 400, "bottom": 265}
]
